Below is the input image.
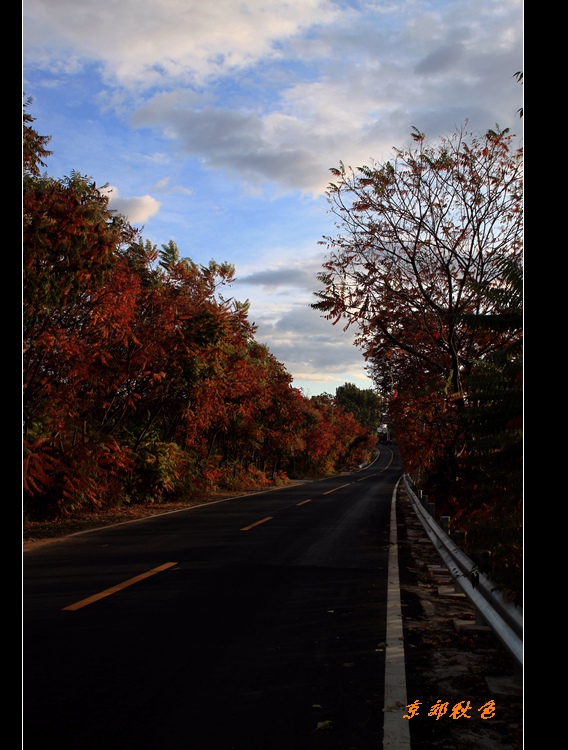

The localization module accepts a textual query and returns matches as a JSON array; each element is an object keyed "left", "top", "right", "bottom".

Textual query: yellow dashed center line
[
  {"left": 241, "top": 516, "right": 273, "bottom": 531},
  {"left": 323, "top": 483, "right": 351, "bottom": 494},
  {"left": 61, "top": 478, "right": 370, "bottom": 613},
  {"left": 62, "top": 562, "right": 178, "bottom": 611}
]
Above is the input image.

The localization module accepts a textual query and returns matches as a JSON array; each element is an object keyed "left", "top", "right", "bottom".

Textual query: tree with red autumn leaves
[
  {"left": 23, "top": 130, "right": 142, "bottom": 518},
  {"left": 23, "top": 97, "right": 379, "bottom": 521},
  {"left": 313, "top": 123, "right": 522, "bottom": 596}
]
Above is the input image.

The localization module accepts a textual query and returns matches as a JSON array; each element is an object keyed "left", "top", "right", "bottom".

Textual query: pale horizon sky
[{"left": 23, "top": 0, "right": 523, "bottom": 396}]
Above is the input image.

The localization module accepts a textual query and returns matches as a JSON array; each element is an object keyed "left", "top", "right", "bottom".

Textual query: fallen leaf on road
[{"left": 315, "top": 721, "right": 335, "bottom": 730}]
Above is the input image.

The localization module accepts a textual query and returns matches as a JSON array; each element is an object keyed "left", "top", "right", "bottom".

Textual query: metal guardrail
[{"left": 402, "top": 474, "right": 523, "bottom": 674}]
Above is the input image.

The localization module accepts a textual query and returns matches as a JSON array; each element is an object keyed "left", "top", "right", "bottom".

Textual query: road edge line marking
[{"left": 382, "top": 476, "right": 411, "bottom": 749}]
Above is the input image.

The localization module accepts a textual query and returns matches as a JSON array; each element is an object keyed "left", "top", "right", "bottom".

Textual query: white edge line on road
[{"left": 382, "top": 476, "right": 411, "bottom": 749}]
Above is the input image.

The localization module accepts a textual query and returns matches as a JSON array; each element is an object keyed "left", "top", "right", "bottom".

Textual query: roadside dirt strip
[{"left": 395, "top": 482, "right": 523, "bottom": 750}]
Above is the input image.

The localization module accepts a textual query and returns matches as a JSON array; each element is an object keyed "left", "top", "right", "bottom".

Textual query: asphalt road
[{"left": 23, "top": 448, "right": 406, "bottom": 750}]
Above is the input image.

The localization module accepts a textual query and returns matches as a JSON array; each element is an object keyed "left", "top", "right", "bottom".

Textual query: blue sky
[{"left": 23, "top": 0, "right": 523, "bottom": 396}]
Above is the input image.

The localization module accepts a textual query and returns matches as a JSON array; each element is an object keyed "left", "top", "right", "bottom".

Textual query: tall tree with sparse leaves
[{"left": 313, "top": 124, "right": 523, "bottom": 495}]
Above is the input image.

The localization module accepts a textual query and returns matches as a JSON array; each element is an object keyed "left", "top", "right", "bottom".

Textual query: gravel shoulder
[{"left": 396, "top": 483, "right": 523, "bottom": 749}]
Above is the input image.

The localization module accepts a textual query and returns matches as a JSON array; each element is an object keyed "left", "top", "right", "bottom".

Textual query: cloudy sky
[{"left": 23, "top": 0, "right": 523, "bottom": 396}]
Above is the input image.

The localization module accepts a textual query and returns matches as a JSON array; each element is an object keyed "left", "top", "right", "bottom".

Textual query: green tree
[{"left": 334, "top": 383, "right": 382, "bottom": 435}]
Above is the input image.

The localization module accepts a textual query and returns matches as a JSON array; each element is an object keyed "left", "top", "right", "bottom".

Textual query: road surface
[{"left": 24, "top": 448, "right": 407, "bottom": 750}]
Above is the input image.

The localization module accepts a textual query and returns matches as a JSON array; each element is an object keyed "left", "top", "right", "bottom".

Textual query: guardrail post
[
  {"left": 440, "top": 516, "right": 451, "bottom": 534},
  {"left": 427, "top": 502, "right": 435, "bottom": 517},
  {"left": 451, "top": 529, "right": 467, "bottom": 547},
  {"left": 475, "top": 608, "right": 487, "bottom": 626},
  {"left": 421, "top": 493, "right": 428, "bottom": 509}
]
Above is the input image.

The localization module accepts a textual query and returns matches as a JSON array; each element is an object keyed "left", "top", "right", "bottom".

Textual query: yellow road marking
[
  {"left": 323, "top": 483, "right": 351, "bottom": 494},
  {"left": 62, "top": 562, "right": 178, "bottom": 611},
  {"left": 241, "top": 516, "right": 273, "bottom": 531},
  {"left": 296, "top": 499, "right": 312, "bottom": 506}
]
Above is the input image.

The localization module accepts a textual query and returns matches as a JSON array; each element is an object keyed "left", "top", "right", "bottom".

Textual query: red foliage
[{"left": 22, "top": 106, "right": 379, "bottom": 520}]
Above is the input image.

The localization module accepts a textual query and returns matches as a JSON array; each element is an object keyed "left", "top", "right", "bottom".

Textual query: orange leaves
[
  {"left": 353, "top": 201, "right": 373, "bottom": 213},
  {"left": 23, "top": 105, "right": 384, "bottom": 520},
  {"left": 126, "top": 393, "right": 142, "bottom": 411},
  {"left": 23, "top": 438, "right": 63, "bottom": 497}
]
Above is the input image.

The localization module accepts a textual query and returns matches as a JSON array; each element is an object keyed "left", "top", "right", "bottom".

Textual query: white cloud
[
  {"left": 253, "top": 304, "right": 373, "bottom": 394},
  {"left": 23, "top": 0, "right": 523, "bottom": 395},
  {"left": 122, "top": 1, "right": 521, "bottom": 196},
  {"left": 101, "top": 186, "right": 161, "bottom": 224},
  {"left": 233, "top": 262, "right": 371, "bottom": 388},
  {"left": 23, "top": 0, "right": 340, "bottom": 89},
  {"left": 153, "top": 176, "right": 193, "bottom": 195},
  {"left": 25, "top": 0, "right": 522, "bottom": 198}
]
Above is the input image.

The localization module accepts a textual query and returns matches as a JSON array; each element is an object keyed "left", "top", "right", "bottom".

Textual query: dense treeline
[{"left": 23, "top": 98, "right": 379, "bottom": 523}]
